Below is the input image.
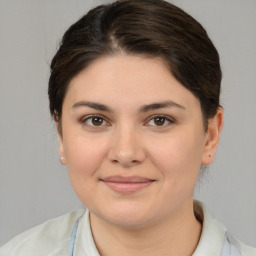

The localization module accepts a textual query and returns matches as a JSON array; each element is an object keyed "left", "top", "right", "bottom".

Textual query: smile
[{"left": 100, "top": 176, "right": 156, "bottom": 194}]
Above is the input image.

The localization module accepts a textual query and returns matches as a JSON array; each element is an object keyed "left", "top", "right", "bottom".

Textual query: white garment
[{"left": 0, "top": 201, "right": 255, "bottom": 256}]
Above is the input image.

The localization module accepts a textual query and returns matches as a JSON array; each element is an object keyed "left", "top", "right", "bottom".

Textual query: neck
[{"left": 90, "top": 199, "right": 202, "bottom": 256}]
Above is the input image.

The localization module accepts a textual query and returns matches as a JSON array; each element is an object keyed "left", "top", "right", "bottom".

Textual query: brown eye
[
  {"left": 82, "top": 115, "right": 107, "bottom": 127},
  {"left": 91, "top": 117, "right": 104, "bottom": 126},
  {"left": 154, "top": 116, "right": 166, "bottom": 126},
  {"left": 147, "top": 115, "right": 173, "bottom": 127}
]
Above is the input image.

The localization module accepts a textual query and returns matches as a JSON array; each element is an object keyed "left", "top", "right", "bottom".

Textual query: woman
[{"left": 1, "top": 0, "right": 255, "bottom": 255}]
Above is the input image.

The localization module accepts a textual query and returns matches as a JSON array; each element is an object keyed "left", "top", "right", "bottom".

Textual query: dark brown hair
[{"left": 48, "top": 0, "right": 221, "bottom": 130}]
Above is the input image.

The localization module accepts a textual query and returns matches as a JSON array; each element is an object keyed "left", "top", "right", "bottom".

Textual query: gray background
[{"left": 0, "top": 0, "right": 255, "bottom": 247}]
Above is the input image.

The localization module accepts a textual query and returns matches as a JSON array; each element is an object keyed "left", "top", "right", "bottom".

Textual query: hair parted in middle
[{"left": 48, "top": 0, "right": 222, "bottom": 130}]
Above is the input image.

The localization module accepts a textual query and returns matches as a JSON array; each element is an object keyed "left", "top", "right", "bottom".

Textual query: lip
[{"left": 100, "top": 176, "right": 155, "bottom": 193}]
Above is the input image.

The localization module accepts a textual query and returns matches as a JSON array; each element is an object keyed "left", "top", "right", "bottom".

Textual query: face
[{"left": 59, "top": 55, "right": 220, "bottom": 228}]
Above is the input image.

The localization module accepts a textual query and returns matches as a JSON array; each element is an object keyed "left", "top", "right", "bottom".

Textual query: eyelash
[
  {"left": 80, "top": 114, "right": 175, "bottom": 128},
  {"left": 80, "top": 114, "right": 109, "bottom": 128},
  {"left": 145, "top": 115, "right": 175, "bottom": 127}
]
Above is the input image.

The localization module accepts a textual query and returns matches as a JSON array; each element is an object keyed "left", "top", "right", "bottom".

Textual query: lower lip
[{"left": 101, "top": 181, "right": 154, "bottom": 193}]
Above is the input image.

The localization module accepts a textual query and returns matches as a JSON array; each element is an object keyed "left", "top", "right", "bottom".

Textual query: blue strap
[
  {"left": 220, "top": 232, "right": 242, "bottom": 256},
  {"left": 68, "top": 218, "right": 81, "bottom": 256}
]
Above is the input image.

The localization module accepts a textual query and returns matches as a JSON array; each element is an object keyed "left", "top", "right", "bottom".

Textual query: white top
[{"left": 0, "top": 201, "right": 255, "bottom": 256}]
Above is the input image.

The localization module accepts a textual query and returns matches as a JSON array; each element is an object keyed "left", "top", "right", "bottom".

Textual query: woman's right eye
[{"left": 81, "top": 115, "right": 108, "bottom": 127}]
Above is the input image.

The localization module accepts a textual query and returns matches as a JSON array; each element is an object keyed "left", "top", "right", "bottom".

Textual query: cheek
[
  {"left": 63, "top": 135, "right": 109, "bottom": 206},
  {"left": 63, "top": 135, "right": 108, "bottom": 178},
  {"left": 148, "top": 131, "right": 204, "bottom": 182}
]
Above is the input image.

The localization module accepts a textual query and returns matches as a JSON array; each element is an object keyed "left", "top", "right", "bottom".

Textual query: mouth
[{"left": 99, "top": 176, "right": 156, "bottom": 194}]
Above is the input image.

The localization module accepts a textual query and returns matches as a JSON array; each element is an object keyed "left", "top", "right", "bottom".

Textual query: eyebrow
[
  {"left": 139, "top": 101, "right": 186, "bottom": 112},
  {"left": 72, "top": 101, "right": 113, "bottom": 112},
  {"left": 72, "top": 100, "right": 185, "bottom": 112}
]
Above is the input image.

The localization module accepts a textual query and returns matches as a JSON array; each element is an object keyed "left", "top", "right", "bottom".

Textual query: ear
[
  {"left": 201, "top": 107, "right": 223, "bottom": 165},
  {"left": 56, "top": 121, "right": 66, "bottom": 165}
]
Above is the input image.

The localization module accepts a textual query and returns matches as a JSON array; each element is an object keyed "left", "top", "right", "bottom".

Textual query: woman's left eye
[{"left": 146, "top": 116, "right": 174, "bottom": 127}]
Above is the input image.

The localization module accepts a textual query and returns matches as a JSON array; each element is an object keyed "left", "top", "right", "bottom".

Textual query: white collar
[
  {"left": 193, "top": 200, "right": 227, "bottom": 255},
  {"left": 74, "top": 201, "right": 231, "bottom": 256}
]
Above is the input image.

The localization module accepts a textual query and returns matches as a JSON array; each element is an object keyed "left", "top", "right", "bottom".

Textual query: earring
[
  {"left": 208, "top": 153, "right": 212, "bottom": 157},
  {"left": 60, "top": 157, "right": 65, "bottom": 164}
]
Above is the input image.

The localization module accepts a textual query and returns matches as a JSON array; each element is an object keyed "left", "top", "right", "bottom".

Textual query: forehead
[{"left": 64, "top": 54, "right": 200, "bottom": 111}]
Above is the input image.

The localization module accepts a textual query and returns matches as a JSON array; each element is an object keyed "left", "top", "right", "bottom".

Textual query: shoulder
[
  {"left": 239, "top": 240, "right": 256, "bottom": 256},
  {"left": 221, "top": 231, "right": 256, "bottom": 256},
  {"left": 0, "top": 209, "right": 86, "bottom": 256},
  {"left": 193, "top": 201, "right": 256, "bottom": 256}
]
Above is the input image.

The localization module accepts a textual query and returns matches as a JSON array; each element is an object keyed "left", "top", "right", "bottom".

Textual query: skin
[{"left": 58, "top": 54, "right": 223, "bottom": 256}]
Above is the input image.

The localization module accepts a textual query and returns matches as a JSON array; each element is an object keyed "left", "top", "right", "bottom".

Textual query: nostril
[{"left": 107, "top": 135, "right": 146, "bottom": 166}]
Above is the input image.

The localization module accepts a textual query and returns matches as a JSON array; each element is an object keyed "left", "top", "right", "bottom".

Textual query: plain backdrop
[{"left": 0, "top": 0, "right": 255, "bottom": 247}]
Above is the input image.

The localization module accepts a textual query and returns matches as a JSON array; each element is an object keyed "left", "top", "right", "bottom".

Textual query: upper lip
[{"left": 100, "top": 176, "right": 155, "bottom": 183}]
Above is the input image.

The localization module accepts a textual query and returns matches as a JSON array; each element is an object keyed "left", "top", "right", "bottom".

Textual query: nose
[{"left": 107, "top": 125, "right": 146, "bottom": 168}]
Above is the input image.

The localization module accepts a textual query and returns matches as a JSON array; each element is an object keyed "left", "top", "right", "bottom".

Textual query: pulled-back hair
[{"left": 48, "top": 0, "right": 221, "bottom": 130}]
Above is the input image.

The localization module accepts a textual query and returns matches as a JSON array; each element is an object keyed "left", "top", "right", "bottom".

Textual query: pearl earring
[{"left": 60, "top": 157, "right": 65, "bottom": 165}]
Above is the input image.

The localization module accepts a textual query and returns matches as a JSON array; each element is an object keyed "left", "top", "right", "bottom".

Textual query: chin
[
  {"left": 93, "top": 202, "right": 158, "bottom": 229},
  {"left": 106, "top": 214, "right": 154, "bottom": 229}
]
